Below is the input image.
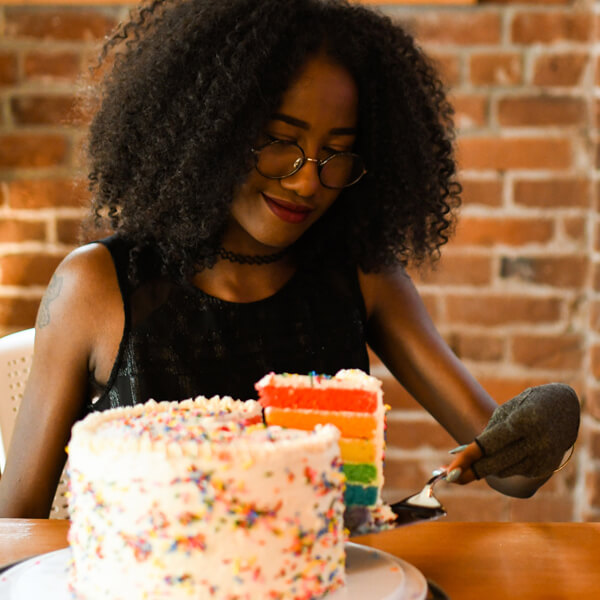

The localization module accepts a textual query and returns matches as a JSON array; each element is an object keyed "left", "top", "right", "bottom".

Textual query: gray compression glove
[{"left": 471, "top": 383, "right": 580, "bottom": 480}]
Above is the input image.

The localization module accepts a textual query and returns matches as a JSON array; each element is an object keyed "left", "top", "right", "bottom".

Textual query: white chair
[{"left": 0, "top": 328, "right": 69, "bottom": 519}]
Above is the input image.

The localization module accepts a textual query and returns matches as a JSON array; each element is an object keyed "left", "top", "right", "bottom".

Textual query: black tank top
[{"left": 85, "top": 235, "right": 370, "bottom": 414}]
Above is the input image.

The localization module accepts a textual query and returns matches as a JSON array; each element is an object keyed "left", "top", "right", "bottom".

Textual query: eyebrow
[{"left": 272, "top": 113, "right": 356, "bottom": 136}]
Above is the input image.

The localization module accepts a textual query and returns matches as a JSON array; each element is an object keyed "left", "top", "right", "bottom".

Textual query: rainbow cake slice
[{"left": 256, "top": 369, "right": 389, "bottom": 522}]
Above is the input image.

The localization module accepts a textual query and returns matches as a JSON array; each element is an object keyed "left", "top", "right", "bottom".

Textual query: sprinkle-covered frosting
[{"left": 67, "top": 396, "right": 346, "bottom": 600}]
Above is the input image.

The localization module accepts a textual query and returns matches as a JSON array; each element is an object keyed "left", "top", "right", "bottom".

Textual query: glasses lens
[
  {"left": 255, "top": 141, "right": 304, "bottom": 179},
  {"left": 320, "top": 154, "right": 366, "bottom": 189}
]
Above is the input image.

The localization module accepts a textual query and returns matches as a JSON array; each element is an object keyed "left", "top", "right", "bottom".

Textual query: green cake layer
[{"left": 342, "top": 463, "right": 377, "bottom": 485}]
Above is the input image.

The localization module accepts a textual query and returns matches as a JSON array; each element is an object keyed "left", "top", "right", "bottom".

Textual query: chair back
[{"left": 0, "top": 328, "right": 69, "bottom": 519}]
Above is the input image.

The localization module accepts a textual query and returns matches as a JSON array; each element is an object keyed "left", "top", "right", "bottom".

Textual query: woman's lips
[{"left": 263, "top": 193, "right": 312, "bottom": 224}]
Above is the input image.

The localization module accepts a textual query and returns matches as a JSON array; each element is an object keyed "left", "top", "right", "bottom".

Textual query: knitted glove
[{"left": 471, "top": 383, "right": 580, "bottom": 480}]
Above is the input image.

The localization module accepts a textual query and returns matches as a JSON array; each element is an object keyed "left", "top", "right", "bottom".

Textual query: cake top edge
[
  {"left": 255, "top": 369, "right": 382, "bottom": 391},
  {"left": 71, "top": 396, "right": 261, "bottom": 436}
]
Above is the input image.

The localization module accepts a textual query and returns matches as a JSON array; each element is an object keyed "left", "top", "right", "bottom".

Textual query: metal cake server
[
  {"left": 345, "top": 470, "right": 447, "bottom": 536},
  {"left": 388, "top": 470, "right": 447, "bottom": 526}
]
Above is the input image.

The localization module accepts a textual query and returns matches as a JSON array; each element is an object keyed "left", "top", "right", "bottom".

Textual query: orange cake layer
[
  {"left": 264, "top": 407, "right": 377, "bottom": 440},
  {"left": 258, "top": 387, "right": 378, "bottom": 413}
]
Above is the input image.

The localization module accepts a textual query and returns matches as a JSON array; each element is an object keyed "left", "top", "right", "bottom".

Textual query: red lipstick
[{"left": 263, "top": 193, "right": 312, "bottom": 224}]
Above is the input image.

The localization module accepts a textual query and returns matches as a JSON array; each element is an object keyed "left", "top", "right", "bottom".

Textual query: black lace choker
[{"left": 217, "top": 246, "right": 288, "bottom": 265}]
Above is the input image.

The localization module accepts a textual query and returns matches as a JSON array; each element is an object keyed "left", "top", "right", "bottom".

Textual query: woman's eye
[
  {"left": 322, "top": 146, "right": 348, "bottom": 156},
  {"left": 267, "top": 133, "right": 296, "bottom": 143}
]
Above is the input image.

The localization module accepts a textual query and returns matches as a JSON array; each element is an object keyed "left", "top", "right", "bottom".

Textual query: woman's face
[{"left": 228, "top": 52, "right": 359, "bottom": 252}]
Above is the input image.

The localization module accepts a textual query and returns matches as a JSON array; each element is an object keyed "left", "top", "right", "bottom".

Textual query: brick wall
[{"left": 0, "top": 0, "right": 598, "bottom": 522}]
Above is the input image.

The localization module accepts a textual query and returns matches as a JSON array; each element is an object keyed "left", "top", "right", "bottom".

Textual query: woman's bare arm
[
  {"left": 360, "top": 266, "right": 547, "bottom": 497},
  {"left": 0, "top": 243, "right": 122, "bottom": 517}
]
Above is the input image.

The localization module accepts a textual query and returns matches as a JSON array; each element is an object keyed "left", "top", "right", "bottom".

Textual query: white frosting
[
  {"left": 67, "top": 397, "right": 346, "bottom": 600},
  {"left": 256, "top": 369, "right": 383, "bottom": 392},
  {"left": 406, "top": 490, "right": 442, "bottom": 508}
]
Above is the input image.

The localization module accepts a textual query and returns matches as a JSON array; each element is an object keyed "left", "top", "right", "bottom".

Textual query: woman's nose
[{"left": 279, "top": 159, "right": 321, "bottom": 198}]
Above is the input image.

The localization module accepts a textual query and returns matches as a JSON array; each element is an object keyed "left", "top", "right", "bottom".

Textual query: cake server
[
  {"left": 388, "top": 469, "right": 447, "bottom": 525},
  {"left": 345, "top": 470, "right": 447, "bottom": 536}
]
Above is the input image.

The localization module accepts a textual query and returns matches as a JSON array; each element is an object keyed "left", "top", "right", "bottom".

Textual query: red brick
[
  {"left": 511, "top": 334, "right": 583, "bottom": 370},
  {"left": 451, "top": 94, "right": 488, "bottom": 129},
  {"left": 437, "top": 485, "right": 509, "bottom": 522},
  {"left": 11, "top": 95, "right": 78, "bottom": 126},
  {"left": 513, "top": 178, "right": 590, "bottom": 208},
  {"left": 24, "top": 51, "right": 81, "bottom": 82},
  {"left": 593, "top": 263, "right": 600, "bottom": 291},
  {"left": 585, "top": 471, "right": 600, "bottom": 509},
  {"left": 56, "top": 218, "right": 83, "bottom": 245},
  {"left": 411, "top": 253, "right": 492, "bottom": 286},
  {"left": 501, "top": 255, "right": 588, "bottom": 289},
  {"left": 0, "top": 219, "right": 46, "bottom": 243},
  {"left": 383, "top": 458, "right": 432, "bottom": 491},
  {"left": 408, "top": 13, "right": 501, "bottom": 45},
  {"left": 532, "top": 53, "right": 589, "bottom": 87},
  {"left": 481, "top": 0, "right": 572, "bottom": 4},
  {"left": 446, "top": 295, "right": 562, "bottom": 326},
  {"left": 563, "top": 217, "right": 587, "bottom": 244},
  {"left": 0, "top": 134, "right": 68, "bottom": 168},
  {"left": 469, "top": 53, "right": 522, "bottom": 86},
  {"left": 586, "top": 388, "right": 600, "bottom": 420},
  {"left": 458, "top": 137, "right": 571, "bottom": 170},
  {"left": 511, "top": 12, "right": 592, "bottom": 44},
  {"left": 0, "top": 52, "right": 18, "bottom": 87},
  {"left": 0, "top": 296, "right": 40, "bottom": 328},
  {"left": 497, "top": 96, "right": 586, "bottom": 127},
  {"left": 591, "top": 301, "right": 600, "bottom": 333},
  {"left": 508, "top": 494, "right": 574, "bottom": 522},
  {"left": 427, "top": 51, "right": 461, "bottom": 87},
  {"left": 591, "top": 345, "right": 600, "bottom": 380},
  {"left": 452, "top": 216, "right": 554, "bottom": 247},
  {"left": 4, "top": 8, "right": 117, "bottom": 41},
  {"left": 590, "top": 429, "right": 600, "bottom": 458},
  {"left": 479, "top": 376, "right": 572, "bottom": 404},
  {"left": 447, "top": 332, "right": 505, "bottom": 362},
  {"left": 0, "top": 254, "right": 64, "bottom": 286},
  {"left": 460, "top": 178, "right": 503, "bottom": 207},
  {"left": 7, "top": 179, "right": 89, "bottom": 209},
  {"left": 376, "top": 370, "right": 422, "bottom": 411},
  {"left": 386, "top": 417, "right": 454, "bottom": 450}
]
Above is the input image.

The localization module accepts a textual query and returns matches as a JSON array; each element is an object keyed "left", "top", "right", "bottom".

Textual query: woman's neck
[{"left": 191, "top": 254, "right": 296, "bottom": 303}]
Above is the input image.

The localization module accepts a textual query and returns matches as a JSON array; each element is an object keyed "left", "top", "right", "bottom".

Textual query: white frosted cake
[{"left": 67, "top": 396, "right": 346, "bottom": 600}]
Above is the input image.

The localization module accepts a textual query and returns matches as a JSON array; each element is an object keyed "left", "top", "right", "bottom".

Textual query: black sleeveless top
[{"left": 85, "top": 235, "right": 370, "bottom": 415}]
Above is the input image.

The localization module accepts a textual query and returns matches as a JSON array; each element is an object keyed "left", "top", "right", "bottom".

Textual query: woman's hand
[{"left": 443, "top": 383, "right": 580, "bottom": 485}]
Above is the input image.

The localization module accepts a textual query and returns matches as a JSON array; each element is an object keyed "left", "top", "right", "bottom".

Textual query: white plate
[{"left": 0, "top": 542, "right": 427, "bottom": 600}]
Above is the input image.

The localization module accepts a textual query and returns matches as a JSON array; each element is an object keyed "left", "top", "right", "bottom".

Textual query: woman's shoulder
[
  {"left": 48, "top": 239, "right": 124, "bottom": 315},
  {"left": 357, "top": 263, "right": 413, "bottom": 318}
]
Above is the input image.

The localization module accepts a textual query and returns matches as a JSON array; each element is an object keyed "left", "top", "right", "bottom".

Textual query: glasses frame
[{"left": 252, "top": 139, "right": 367, "bottom": 190}]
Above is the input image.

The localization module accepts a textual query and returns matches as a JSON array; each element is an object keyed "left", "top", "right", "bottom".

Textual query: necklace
[{"left": 217, "top": 246, "right": 288, "bottom": 265}]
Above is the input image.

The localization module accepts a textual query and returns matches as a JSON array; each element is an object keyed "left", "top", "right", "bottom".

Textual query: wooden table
[{"left": 1, "top": 519, "right": 599, "bottom": 599}]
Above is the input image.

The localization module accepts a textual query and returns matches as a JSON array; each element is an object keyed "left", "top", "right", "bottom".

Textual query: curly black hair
[{"left": 86, "top": 0, "right": 460, "bottom": 283}]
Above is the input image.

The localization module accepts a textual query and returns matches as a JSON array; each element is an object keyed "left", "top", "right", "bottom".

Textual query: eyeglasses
[{"left": 252, "top": 139, "right": 367, "bottom": 189}]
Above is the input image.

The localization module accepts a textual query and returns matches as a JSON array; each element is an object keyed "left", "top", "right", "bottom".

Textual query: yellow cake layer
[
  {"left": 339, "top": 438, "right": 376, "bottom": 463},
  {"left": 264, "top": 408, "right": 377, "bottom": 440}
]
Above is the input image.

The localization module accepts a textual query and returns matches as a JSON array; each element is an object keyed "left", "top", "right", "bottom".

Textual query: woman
[{"left": 0, "top": 0, "right": 579, "bottom": 517}]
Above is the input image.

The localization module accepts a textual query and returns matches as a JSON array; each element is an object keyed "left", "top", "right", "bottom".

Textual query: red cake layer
[{"left": 258, "top": 386, "right": 378, "bottom": 413}]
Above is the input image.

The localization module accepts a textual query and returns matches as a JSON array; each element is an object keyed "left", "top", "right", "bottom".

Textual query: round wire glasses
[{"left": 252, "top": 139, "right": 367, "bottom": 190}]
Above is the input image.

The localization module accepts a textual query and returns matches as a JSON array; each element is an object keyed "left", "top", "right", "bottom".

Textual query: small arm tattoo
[{"left": 36, "top": 273, "right": 63, "bottom": 329}]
